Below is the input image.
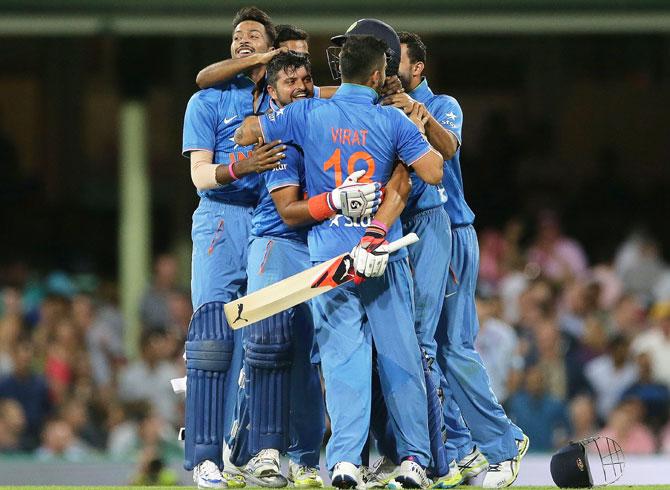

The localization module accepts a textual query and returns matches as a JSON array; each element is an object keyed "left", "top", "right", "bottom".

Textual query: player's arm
[
  {"left": 189, "top": 140, "right": 286, "bottom": 190},
  {"left": 271, "top": 170, "right": 382, "bottom": 227},
  {"left": 404, "top": 104, "right": 443, "bottom": 185},
  {"left": 382, "top": 93, "right": 458, "bottom": 160},
  {"left": 234, "top": 116, "right": 264, "bottom": 146},
  {"left": 350, "top": 163, "right": 411, "bottom": 284},
  {"left": 196, "top": 48, "right": 287, "bottom": 89},
  {"left": 372, "top": 162, "right": 411, "bottom": 229}
]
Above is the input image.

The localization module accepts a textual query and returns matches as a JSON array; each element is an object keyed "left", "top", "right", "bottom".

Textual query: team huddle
[{"left": 180, "top": 6, "right": 529, "bottom": 490}]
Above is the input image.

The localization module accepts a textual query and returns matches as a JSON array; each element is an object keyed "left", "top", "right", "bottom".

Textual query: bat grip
[{"left": 387, "top": 232, "right": 419, "bottom": 253}]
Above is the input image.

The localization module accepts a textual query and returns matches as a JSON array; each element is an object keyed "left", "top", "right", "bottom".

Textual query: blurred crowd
[
  {"left": 1, "top": 211, "right": 670, "bottom": 471},
  {"left": 0, "top": 254, "right": 187, "bottom": 483}
]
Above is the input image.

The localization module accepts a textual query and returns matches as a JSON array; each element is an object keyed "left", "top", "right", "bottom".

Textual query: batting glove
[
  {"left": 351, "top": 220, "right": 390, "bottom": 284},
  {"left": 328, "top": 170, "right": 382, "bottom": 219}
]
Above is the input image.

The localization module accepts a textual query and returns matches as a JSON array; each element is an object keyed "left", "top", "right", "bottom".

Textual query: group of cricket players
[{"left": 180, "top": 6, "right": 530, "bottom": 490}]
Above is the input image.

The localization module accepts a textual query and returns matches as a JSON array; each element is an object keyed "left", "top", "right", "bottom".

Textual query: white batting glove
[
  {"left": 350, "top": 222, "right": 390, "bottom": 284},
  {"left": 328, "top": 170, "right": 383, "bottom": 219}
]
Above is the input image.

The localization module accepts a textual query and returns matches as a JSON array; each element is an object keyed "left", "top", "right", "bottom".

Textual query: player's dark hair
[
  {"left": 266, "top": 51, "right": 312, "bottom": 88},
  {"left": 232, "top": 6, "right": 276, "bottom": 45},
  {"left": 339, "top": 35, "right": 388, "bottom": 84},
  {"left": 274, "top": 24, "right": 309, "bottom": 48},
  {"left": 398, "top": 31, "right": 426, "bottom": 64}
]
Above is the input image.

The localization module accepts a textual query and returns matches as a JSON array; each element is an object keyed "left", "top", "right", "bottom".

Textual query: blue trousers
[
  {"left": 187, "top": 198, "right": 251, "bottom": 468},
  {"left": 403, "top": 207, "right": 473, "bottom": 465},
  {"left": 311, "top": 259, "right": 430, "bottom": 470},
  {"left": 435, "top": 224, "right": 522, "bottom": 464},
  {"left": 231, "top": 236, "right": 324, "bottom": 468}
]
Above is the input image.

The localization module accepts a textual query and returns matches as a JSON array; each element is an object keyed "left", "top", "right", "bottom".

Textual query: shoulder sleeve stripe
[{"left": 405, "top": 147, "right": 442, "bottom": 167}]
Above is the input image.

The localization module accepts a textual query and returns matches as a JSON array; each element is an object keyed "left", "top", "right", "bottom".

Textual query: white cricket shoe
[
  {"left": 365, "top": 456, "right": 399, "bottom": 488},
  {"left": 482, "top": 459, "right": 518, "bottom": 488},
  {"left": 288, "top": 460, "right": 324, "bottom": 488},
  {"left": 391, "top": 459, "right": 431, "bottom": 489},
  {"left": 332, "top": 461, "right": 365, "bottom": 490},
  {"left": 244, "top": 448, "right": 288, "bottom": 488},
  {"left": 193, "top": 460, "right": 226, "bottom": 489},
  {"left": 458, "top": 446, "right": 489, "bottom": 481}
]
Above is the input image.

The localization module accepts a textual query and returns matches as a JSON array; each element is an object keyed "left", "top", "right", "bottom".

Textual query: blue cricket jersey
[
  {"left": 410, "top": 78, "right": 475, "bottom": 226},
  {"left": 251, "top": 142, "right": 308, "bottom": 243},
  {"left": 259, "top": 83, "right": 436, "bottom": 262},
  {"left": 182, "top": 74, "right": 272, "bottom": 206}
]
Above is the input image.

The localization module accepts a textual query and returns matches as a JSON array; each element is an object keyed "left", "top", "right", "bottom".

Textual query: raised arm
[
  {"left": 196, "top": 48, "right": 287, "bottom": 89},
  {"left": 382, "top": 92, "right": 458, "bottom": 160}
]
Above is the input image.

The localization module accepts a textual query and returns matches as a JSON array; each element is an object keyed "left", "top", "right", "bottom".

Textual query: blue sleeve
[
  {"left": 392, "top": 108, "right": 434, "bottom": 166},
  {"left": 433, "top": 96, "right": 463, "bottom": 144},
  {"left": 182, "top": 90, "right": 219, "bottom": 156},
  {"left": 265, "top": 145, "right": 303, "bottom": 192},
  {"left": 259, "top": 99, "right": 311, "bottom": 146}
]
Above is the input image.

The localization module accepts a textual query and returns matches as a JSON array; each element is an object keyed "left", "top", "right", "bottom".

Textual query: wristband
[
  {"left": 370, "top": 219, "right": 389, "bottom": 234},
  {"left": 228, "top": 161, "right": 239, "bottom": 181},
  {"left": 308, "top": 193, "right": 336, "bottom": 221}
]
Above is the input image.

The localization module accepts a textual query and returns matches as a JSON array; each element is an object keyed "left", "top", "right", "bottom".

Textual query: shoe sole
[
  {"left": 431, "top": 474, "right": 464, "bottom": 489},
  {"left": 393, "top": 476, "right": 423, "bottom": 489},
  {"left": 332, "top": 474, "right": 359, "bottom": 489},
  {"left": 291, "top": 479, "right": 324, "bottom": 488}
]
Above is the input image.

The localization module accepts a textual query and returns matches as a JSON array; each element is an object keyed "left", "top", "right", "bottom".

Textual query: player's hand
[
  {"left": 328, "top": 170, "right": 382, "bottom": 218},
  {"left": 380, "top": 75, "right": 404, "bottom": 97},
  {"left": 351, "top": 222, "right": 390, "bottom": 284},
  {"left": 381, "top": 92, "right": 415, "bottom": 114},
  {"left": 408, "top": 103, "right": 428, "bottom": 134},
  {"left": 256, "top": 46, "right": 289, "bottom": 65},
  {"left": 236, "top": 137, "right": 286, "bottom": 175}
]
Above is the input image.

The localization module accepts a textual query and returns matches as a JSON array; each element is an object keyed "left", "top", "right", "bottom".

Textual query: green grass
[{"left": 2, "top": 487, "right": 670, "bottom": 490}]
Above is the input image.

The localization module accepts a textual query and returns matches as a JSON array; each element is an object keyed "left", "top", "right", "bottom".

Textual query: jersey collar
[
  {"left": 408, "top": 77, "right": 434, "bottom": 104},
  {"left": 333, "top": 83, "right": 379, "bottom": 104}
]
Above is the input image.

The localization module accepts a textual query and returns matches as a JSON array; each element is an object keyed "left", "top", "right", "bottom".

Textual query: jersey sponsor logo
[
  {"left": 224, "top": 115, "right": 238, "bottom": 124},
  {"left": 272, "top": 163, "right": 288, "bottom": 171},
  {"left": 328, "top": 215, "right": 372, "bottom": 228},
  {"left": 441, "top": 112, "right": 459, "bottom": 128}
]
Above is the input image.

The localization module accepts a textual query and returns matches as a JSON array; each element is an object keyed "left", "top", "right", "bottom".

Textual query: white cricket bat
[{"left": 225, "top": 233, "right": 419, "bottom": 329}]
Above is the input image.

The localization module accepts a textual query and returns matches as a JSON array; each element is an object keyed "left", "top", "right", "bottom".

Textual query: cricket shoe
[
  {"left": 332, "top": 461, "right": 366, "bottom": 490},
  {"left": 430, "top": 460, "right": 463, "bottom": 489},
  {"left": 458, "top": 447, "right": 489, "bottom": 482},
  {"left": 193, "top": 460, "right": 227, "bottom": 489},
  {"left": 365, "top": 456, "right": 399, "bottom": 488},
  {"left": 288, "top": 460, "right": 324, "bottom": 488},
  {"left": 482, "top": 459, "right": 518, "bottom": 488},
  {"left": 515, "top": 434, "right": 530, "bottom": 462},
  {"left": 390, "top": 459, "right": 431, "bottom": 489},
  {"left": 243, "top": 449, "right": 288, "bottom": 488}
]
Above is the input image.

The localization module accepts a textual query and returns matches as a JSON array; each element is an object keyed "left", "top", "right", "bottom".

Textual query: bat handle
[{"left": 387, "top": 232, "right": 419, "bottom": 253}]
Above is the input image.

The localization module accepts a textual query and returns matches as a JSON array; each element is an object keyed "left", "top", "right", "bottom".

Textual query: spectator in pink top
[
  {"left": 528, "top": 210, "right": 588, "bottom": 282},
  {"left": 599, "top": 399, "right": 656, "bottom": 454}
]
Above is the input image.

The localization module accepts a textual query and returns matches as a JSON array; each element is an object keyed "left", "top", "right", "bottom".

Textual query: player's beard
[{"left": 397, "top": 70, "right": 412, "bottom": 92}]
